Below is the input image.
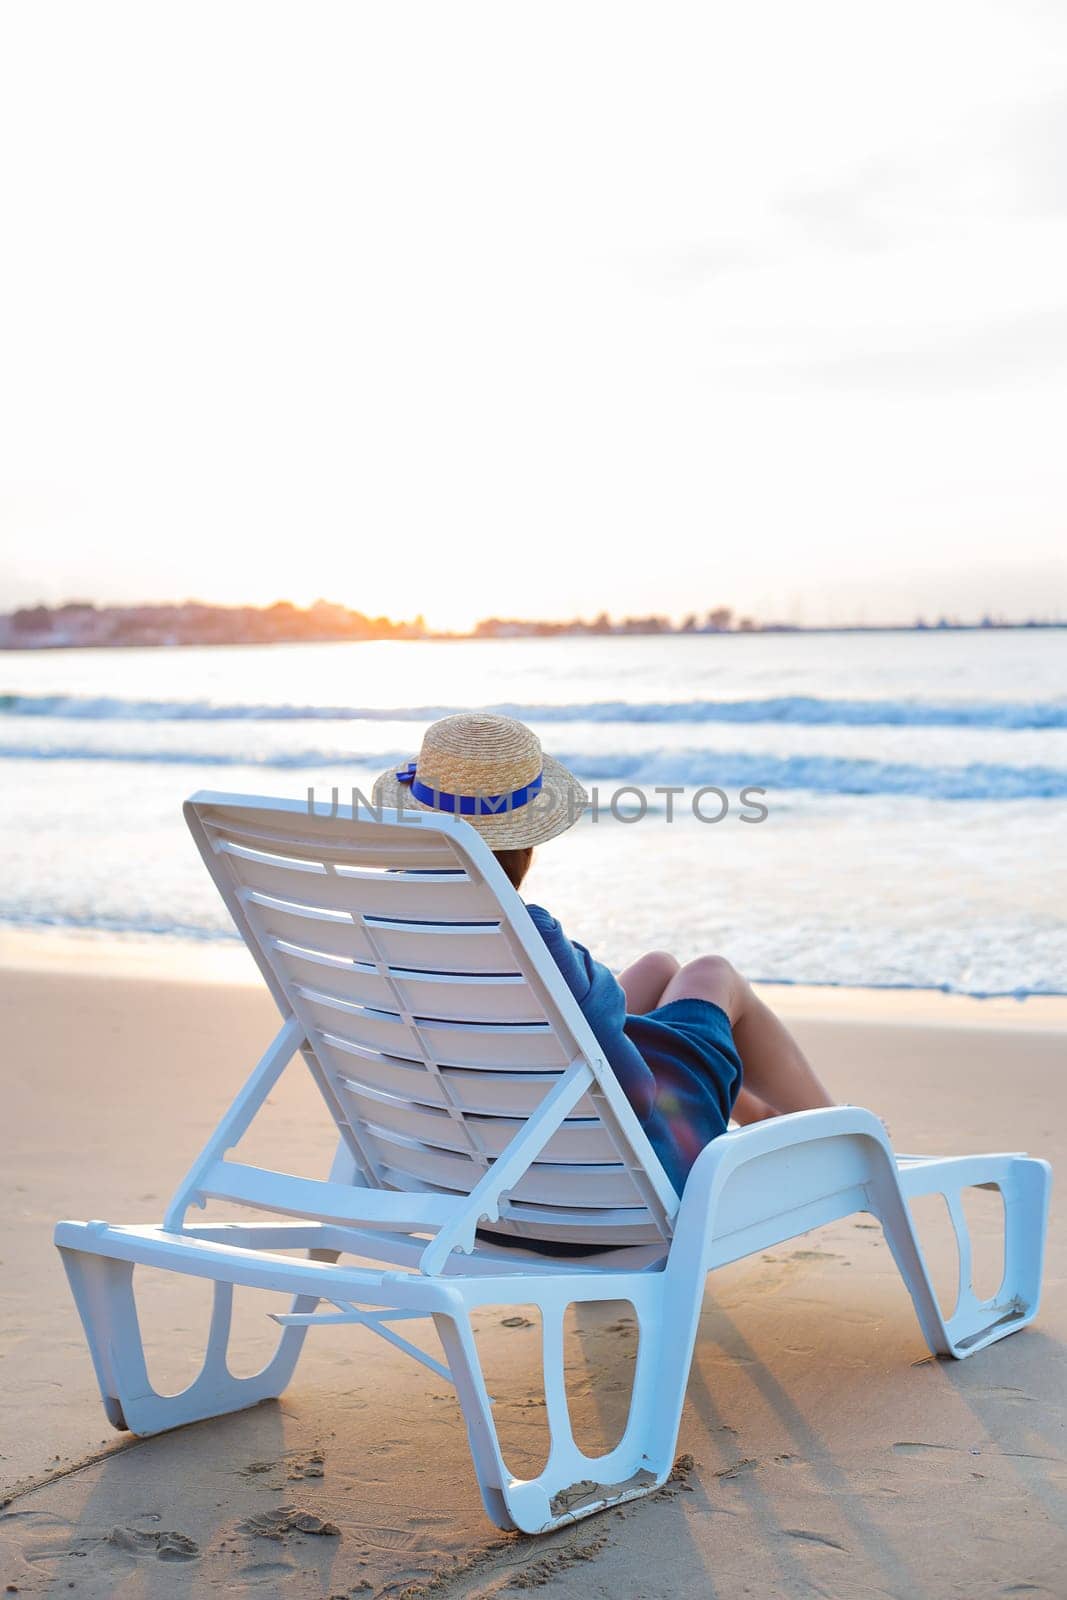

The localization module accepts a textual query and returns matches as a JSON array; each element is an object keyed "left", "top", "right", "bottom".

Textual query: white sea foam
[
  {"left": 1, "top": 631, "right": 1064, "bottom": 995},
  {"left": 4, "top": 689, "right": 1067, "bottom": 728}
]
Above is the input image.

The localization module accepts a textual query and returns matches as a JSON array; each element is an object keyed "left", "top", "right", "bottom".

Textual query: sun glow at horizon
[{"left": 2, "top": 2, "right": 1066, "bottom": 627}]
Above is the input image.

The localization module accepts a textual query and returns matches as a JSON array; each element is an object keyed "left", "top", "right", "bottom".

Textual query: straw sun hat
[{"left": 372, "top": 712, "right": 588, "bottom": 848}]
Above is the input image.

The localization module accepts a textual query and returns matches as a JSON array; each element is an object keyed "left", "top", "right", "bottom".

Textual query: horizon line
[{"left": 2, "top": 594, "right": 1066, "bottom": 648}]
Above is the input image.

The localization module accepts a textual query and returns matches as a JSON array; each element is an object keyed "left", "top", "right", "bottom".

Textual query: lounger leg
[
  {"left": 883, "top": 1154, "right": 1052, "bottom": 1357},
  {"left": 433, "top": 1281, "right": 680, "bottom": 1535},
  {"left": 999, "top": 1158, "right": 1053, "bottom": 1330},
  {"left": 59, "top": 1249, "right": 149, "bottom": 1431},
  {"left": 673, "top": 1118, "right": 1051, "bottom": 1367},
  {"left": 57, "top": 1245, "right": 329, "bottom": 1435},
  {"left": 431, "top": 1310, "right": 514, "bottom": 1529},
  {"left": 860, "top": 1163, "right": 953, "bottom": 1357}
]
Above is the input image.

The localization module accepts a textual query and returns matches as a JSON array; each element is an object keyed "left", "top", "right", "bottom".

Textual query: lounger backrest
[{"left": 184, "top": 792, "right": 677, "bottom": 1247}]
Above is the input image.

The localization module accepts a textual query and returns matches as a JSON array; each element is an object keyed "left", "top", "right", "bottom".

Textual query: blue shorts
[{"left": 624, "top": 996, "right": 744, "bottom": 1135}]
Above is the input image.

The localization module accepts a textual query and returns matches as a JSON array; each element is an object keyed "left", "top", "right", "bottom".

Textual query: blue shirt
[{"left": 525, "top": 903, "right": 742, "bottom": 1195}]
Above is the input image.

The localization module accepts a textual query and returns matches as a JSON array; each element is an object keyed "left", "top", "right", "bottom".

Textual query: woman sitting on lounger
[{"left": 373, "top": 712, "right": 834, "bottom": 1199}]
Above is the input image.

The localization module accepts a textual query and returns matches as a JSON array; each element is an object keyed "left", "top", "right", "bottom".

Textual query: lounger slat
[
  {"left": 220, "top": 837, "right": 467, "bottom": 886},
  {"left": 304, "top": 1004, "right": 421, "bottom": 1062},
  {"left": 242, "top": 899, "right": 377, "bottom": 961},
  {"left": 271, "top": 949, "right": 395, "bottom": 1010},
  {"left": 478, "top": 1212, "right": 662, "bottom": 1244},
  {"left": 250, "top": 904, "right": 519, "bottom": 975},
  {"left": 368, "top": 922, "right": 518, "bottom": 975},
  {"left": 470, "top": 1115, "right": 615, "bottom": 1162},
  {"left": 392, "top": 972, "right": 545, "bottom": 1024},
  {"left": 364, "top": 1129, "right": 646, "bottom": 1208},
  {"left": 321, "top": 1048, "right": 597, "bottom": 1117},
  {"left": 272, "top": 943, "right": 545, "bottom": 1023},
  {"left": 334, "top": 1080, "right": 619, "bottom": 1163},
  {"left": 197, "top": 801, "right": 453, "bottom": 855},
  {"left": 203, "top": 817, "right": 458, "bottom": 869},
  {"left": 394, "top": 1017, "right": 567, "bottom": 1071},
  {"left": 303, "top": 995, "right": 571, "bottom": 1070},
  {"left": 481, "top": 1221, "right": 663, "bottom": 1245},
  {"left": 234, "top": 856, "right": 498, "bottom": 919},
  {"left": 369, "top": 1166, "right": 664, "bottom": 1241},
  {"left": 437, "top": 1067, "right": 597, "bottom": 1117}
]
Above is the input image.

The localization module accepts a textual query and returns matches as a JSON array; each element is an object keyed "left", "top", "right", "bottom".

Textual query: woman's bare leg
[
  {"left": 732, "top": 1086, "right": 780, "bottom": 1125},
  {"left": 657, "top": 955, "right": 833, "bottom": 1115},
  {"left": 618, "top": 951, "right": 679, "bottom": 1014}
]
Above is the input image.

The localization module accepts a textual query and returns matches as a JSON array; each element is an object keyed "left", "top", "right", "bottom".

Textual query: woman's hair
[{"left": 493, "top": 846, "right": 533, "bottom": 890}]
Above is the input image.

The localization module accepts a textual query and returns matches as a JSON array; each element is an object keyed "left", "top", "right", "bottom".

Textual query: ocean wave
[
  {"left": 2, "top": 740, "right": 1066, "bottom": 799},
  {"left": 3, "top": 691, "right": 1067, "bottom": 730},
  {"left": 0, "top": 911, "right": 1061, "bottom": 1000}
]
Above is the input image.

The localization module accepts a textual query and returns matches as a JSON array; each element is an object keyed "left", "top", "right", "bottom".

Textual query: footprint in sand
[
  {"left": 343, "top": 1522, "right": 418, "bottom": 1551},
  {"left": 240, "top": 1508, "right": 341, "bottom": 1541},
  {"left": 107, "top": 1526, "right": 200, "bottom": 1562},
  {"left": 286, "top": 1450, "right": 326, "bottom": 1481}
]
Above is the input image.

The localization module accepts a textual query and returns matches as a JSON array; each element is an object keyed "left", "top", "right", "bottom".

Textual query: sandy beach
[
  {"left": 5, "top": 0, "right": 1067, "bottom": 1591},
  {"left": 1, "top": 947, "right": 1064, "bottom": 1598}
]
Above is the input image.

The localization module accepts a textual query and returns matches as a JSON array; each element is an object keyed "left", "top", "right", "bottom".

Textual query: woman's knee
[
  {"left": 627, "top": 950, "right": 679, "bottom": 988},
  {"left": 645, "top": 950, "right": 680, "bottom": 982},
  {"left": 674, "top": 954, "right": 749, "bottom": 1020},
  {"left": 619, "top": 950, "right": 680, "bottom": 1014}
]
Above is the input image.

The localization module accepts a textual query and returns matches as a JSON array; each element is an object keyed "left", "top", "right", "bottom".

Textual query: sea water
[{"left": 1, "top": 629, "right": 1064, "bottom": 997}]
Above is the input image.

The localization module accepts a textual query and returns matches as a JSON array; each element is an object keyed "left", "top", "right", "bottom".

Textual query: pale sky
[{"left": 1, "top": 1, "right": 1066, "bottom": 629}]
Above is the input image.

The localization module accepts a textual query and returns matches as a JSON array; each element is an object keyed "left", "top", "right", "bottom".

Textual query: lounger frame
[{"left": 55, "top": 794, "right": 1052, "bottom": 1533}]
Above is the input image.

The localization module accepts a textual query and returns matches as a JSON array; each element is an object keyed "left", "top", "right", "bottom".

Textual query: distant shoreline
[
  {"left": 4, "top": 597, "right": 1066, "bottom": 651},
  {"left": 2, "top": 618, "right": 1065, "bottom": 652}
]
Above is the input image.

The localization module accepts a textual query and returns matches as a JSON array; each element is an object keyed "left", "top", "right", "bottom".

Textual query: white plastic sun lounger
[{"left": 55, "top": 793, "right": 1051, "bottom": 1534}]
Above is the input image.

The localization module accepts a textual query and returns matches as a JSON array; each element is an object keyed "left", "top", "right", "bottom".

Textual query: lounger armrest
[{"left": 671, "top": 1106, "right": 891, "bottom": 1264}]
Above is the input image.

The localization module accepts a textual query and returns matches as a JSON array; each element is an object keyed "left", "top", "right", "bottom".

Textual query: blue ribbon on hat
[{"left": 395, "top": 759, "right": 543, "bottom": 815}]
